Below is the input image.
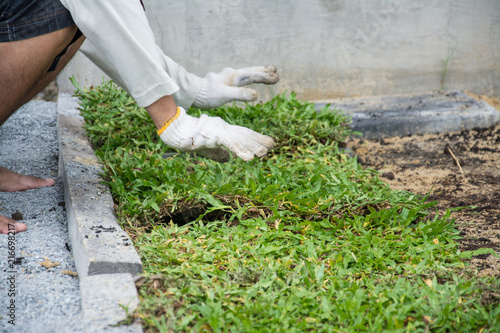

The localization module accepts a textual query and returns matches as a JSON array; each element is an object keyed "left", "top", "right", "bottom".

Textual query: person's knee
[{"left": 0, "top": 26, "right": 85, "bottom": 124}]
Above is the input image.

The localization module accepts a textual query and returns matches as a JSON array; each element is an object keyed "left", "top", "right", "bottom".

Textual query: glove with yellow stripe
[{"left": 157, "top": 107, "right": 274, "bottom": 162}]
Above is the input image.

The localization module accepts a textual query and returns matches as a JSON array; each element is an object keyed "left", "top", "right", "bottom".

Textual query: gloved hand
[
  {"left": 158, "top": 107, "right": 274, "bottom": 162},
  {"left": 192, "top": 66, "right": 279, "bottom": 109}
]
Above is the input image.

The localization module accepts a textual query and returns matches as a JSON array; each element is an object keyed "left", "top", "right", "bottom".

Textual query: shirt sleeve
[{"left": 60, "top": 0, "right": 202, "bottom": 108}]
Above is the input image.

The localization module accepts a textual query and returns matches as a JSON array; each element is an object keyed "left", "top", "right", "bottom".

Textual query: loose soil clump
[{"left": 348, "top": 93, "right": 500, "bottom": 277}]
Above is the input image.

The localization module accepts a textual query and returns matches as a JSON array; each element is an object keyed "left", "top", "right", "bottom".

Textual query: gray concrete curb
[
  {"left": 57, "top": 93, "right": 143, "bottom": 332},
  {"left": 315, "top": 90, "right": 500, "bottom": 139}
]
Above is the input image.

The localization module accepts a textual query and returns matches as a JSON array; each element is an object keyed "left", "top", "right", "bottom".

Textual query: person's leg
[
  {"left": 0, "top": 25, "right": 86, "bottom": 234},
  {"left": 0, "top": 25, "right": 84, "bottom": 124}
]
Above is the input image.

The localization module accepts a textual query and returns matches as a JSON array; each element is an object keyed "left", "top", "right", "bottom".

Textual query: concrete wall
[{"left": 58, "top": 0, "right": 500, "bottom": 101}]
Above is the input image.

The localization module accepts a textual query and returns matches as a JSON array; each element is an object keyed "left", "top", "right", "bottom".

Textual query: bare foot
[
  {"left": 0, "top": 214, "right": 27, "bottom": 234},
  {"left": 0, "top": 166, "right": 55, "bottom": 234},
  {"left": 0, "top": 166, "right": 54, "bottom": 192}
]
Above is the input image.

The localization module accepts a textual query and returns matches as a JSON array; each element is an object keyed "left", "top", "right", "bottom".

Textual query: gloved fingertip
[
  {"left": 268, "top": 72, "right": 280, "bottom": 84},
  {"left": 249, "top": 133, "right": 275, "bottom": 150},
  {"left": 237, "top": 151, "right": 256, "bottom": 162},
  {"left": 263, "top": 136, "right": 275, "bottom": 149},
  {"left": 255, "top": 150, "right": 267, "bottom": 158},
  {"left": 239, "top": 88, "right": 257, "bottom": 102},
  {"left": 264, "top": 65, "right": 277, "bottom": 72}
]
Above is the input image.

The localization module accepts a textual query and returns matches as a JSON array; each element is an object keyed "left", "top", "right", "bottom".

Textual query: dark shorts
[{"left": 0, "top": 0, "right": 75, "bottom": 42}]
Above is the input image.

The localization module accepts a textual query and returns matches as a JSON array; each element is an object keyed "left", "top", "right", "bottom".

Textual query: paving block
[
  {"left": 315, "top": 90, "right": 500, "bottom": 139},
  {"left": 80, "top": 273, "right": 142, "bottom": 332},
  {"left": 57, "top": 93, "right": 142, "bottom": 278}
]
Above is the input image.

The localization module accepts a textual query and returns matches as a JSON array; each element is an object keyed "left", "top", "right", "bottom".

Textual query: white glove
[
  {"left": 158, "top": 107, "right": 274, "bottom": 162},
  {"left": 192, "top": 66, "right": 279, "bottom": 109}
]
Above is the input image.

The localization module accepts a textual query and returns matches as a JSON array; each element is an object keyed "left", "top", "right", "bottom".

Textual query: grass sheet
[{"left": 74, "top": 80, "right": 500, "bottom": 333}]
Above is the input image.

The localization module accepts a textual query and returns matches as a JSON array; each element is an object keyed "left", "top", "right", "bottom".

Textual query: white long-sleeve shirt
[{"left": 59, "top": 0, "right": 202, "bottom": 108}]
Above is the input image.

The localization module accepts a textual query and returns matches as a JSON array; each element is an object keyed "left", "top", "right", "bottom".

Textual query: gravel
[{"left": 0, "top": 100, "right": 83, "bottom": 332}]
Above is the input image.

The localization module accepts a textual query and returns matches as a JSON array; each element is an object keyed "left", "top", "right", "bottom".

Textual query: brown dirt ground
[{"left": 347, "top": 92, "right": 500, "bottom": 277}]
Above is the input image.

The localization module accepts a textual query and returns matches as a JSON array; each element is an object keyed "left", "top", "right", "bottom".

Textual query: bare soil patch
[{"left": 347, "top": 93, "right": 500, "bottom": 277}]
